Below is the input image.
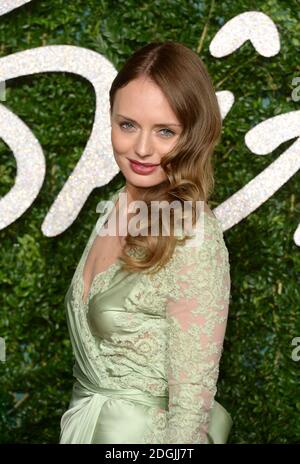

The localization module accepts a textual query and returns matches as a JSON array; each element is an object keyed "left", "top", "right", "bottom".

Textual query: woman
[{"left": 59, "top": 41, "right": 232, "bottom": 444}]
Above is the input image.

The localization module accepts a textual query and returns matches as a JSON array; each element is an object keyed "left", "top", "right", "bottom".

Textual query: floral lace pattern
[
  {"left": 68, "top": 224, "right": 170, "bottom": 395},
  {"left": 162, "top": 216, "right": 230, "bottom": 444},
  {"left": 65, "top": 188, "right": 231, "bottom": 444}
]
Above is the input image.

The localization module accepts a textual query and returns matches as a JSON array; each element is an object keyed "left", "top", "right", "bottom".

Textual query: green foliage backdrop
[{"left": 0, "top": 0, "right": 299, "bottom": 444}]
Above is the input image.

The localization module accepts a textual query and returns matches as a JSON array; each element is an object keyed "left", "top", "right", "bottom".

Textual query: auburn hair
[{"left": 109, "top": 41, "right": 222, "bottom": 274}]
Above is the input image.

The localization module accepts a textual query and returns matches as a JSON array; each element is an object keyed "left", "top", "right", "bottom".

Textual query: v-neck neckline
[
  {"left": 80, "top": 185, "right": 126, "bottom": 306},
  {"left": 78, "top": 184, "right": 221, "bottom": 306}
]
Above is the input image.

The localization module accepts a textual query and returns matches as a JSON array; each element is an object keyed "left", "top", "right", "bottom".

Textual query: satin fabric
[
  {"left": 60, "top": 377, "right": 232, "bottom": 443},
  {"left": 60, "top": 270, "right": 233, "bottom": 444},
  {"left": 59, "top": 185, "right": 233, "bottom": 444}
]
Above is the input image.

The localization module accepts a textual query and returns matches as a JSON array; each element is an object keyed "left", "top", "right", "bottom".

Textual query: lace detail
[
  {"left": 69, "top": 234, "right": 170, "bottom": 395},
  {"left": 143, "top": 407, "right": 168, "bottom": 444},
  {"left": 66, "top": 192, "right": 231, "bottom": 443},
  {"left": 161, "top": 214, "right": 231, "bottom": 444},
  {"left": 84, "top": 262, "right": 121, "bottom": 305}
]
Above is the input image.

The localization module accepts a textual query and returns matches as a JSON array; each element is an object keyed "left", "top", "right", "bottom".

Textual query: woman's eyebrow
[{"left": 116, "top": 114, "right": 182, "bottom": 127}]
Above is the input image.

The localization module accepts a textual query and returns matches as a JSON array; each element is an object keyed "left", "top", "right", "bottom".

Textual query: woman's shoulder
[
  {"left": 148, "top": 208, "right": 230, "bottom": 301},
  {"left": 162, "top": 206, "right": 229, "bottom": 278},
  {"left": 177, "top": 203, "right": 226, "bottom": 249}
]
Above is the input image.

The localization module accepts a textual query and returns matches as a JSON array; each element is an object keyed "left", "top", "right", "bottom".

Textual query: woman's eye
[
  {"left": 159, "top": 128, "right": 175, "bottom": 137},
  {"left": 118, "top": 122, "right": 175, "bottom": 137},
  {"left": 119, "top": 122, "right": 134, "bottom": 130}
]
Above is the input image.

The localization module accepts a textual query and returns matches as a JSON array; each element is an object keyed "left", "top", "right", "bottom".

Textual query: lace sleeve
[{"left": 164, "top": 217, "right": 231, "bottom": 444}]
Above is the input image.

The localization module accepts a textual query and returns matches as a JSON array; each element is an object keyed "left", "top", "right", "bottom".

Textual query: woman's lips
[
  {"left": 128, "top": 158, "right": 159, "bottom": 167},
  {"left": 128, "top": 159, "right": 159, "bottom": 175}
]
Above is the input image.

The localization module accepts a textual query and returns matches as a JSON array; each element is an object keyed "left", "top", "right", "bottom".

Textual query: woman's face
[{"left": 110, "top": 76, "right": 182, "bottom": 193}]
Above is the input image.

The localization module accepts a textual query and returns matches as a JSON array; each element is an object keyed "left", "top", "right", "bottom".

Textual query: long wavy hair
[{"left": 109, "top": 41, "right": 222, "bottom": 274}]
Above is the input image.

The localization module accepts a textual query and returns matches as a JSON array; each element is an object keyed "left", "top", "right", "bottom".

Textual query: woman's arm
[{"left": 164, "top": 219, "right": 231, "bottom": 444}]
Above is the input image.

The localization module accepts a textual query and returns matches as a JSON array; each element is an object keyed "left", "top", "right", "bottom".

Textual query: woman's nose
[{"left": 133, "top": 131, "right": 153, "bottom": 157}]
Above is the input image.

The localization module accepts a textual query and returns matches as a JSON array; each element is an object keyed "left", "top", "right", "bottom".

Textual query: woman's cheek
[{"left": 111, "top": 132, "right": 132, "bottom": 153}]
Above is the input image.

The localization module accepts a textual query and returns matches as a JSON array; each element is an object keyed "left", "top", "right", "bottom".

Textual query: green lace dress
[{"left": 59, "top": 185, "right": 233, "bottom": 444}]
